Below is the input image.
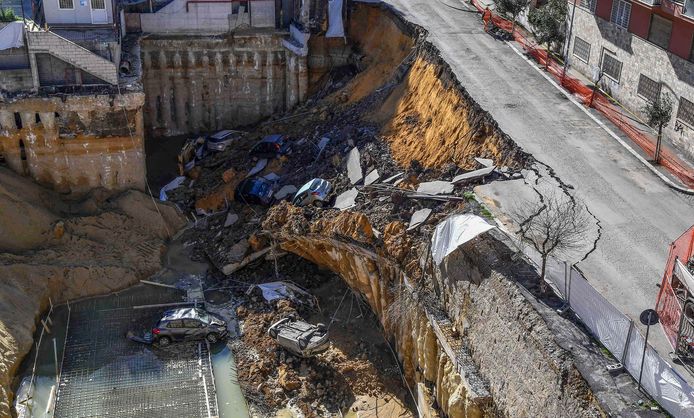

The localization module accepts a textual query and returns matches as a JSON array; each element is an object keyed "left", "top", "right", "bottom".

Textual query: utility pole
[{"left": 562, "top": 0, "right": 578, "bottom": 81}]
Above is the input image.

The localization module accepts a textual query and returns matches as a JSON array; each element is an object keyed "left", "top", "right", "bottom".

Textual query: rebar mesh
[{"left": 54, "top": 285, "right": 218, "bottom": 418}]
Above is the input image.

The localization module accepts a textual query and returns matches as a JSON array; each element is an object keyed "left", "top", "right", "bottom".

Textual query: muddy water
[{"left": 13, "top": 232, "right": 250, "bottom": 418}]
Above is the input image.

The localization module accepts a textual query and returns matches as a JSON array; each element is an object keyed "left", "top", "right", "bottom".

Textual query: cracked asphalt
[{"left": 375, "top": 0, "right": 694, "bottom": 383}]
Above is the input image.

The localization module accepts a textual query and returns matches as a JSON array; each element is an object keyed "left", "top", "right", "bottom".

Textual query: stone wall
[
  {"left": 0, "top": 69, "right": 33, "bottom": 93},
  {"left": 141, "top": 34, "right": 307, "bottom": 137},
  {"left": 570, "top": 7, "right": 694, "bottom": 159},
  {"left": 0, "top": 92, "right": 146, "bottom": 194}
]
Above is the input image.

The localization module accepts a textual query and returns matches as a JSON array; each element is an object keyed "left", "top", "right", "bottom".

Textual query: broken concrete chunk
[
  {"left": 364, "top": 169, "right": 380, "bottom": 186},
  {"left": 274, "top": 185, "right": 298, "bottom": 200},
  {"left": 228, "top": 239, "right": 249, "bottom": 263},
  {"left": 474, "top": 157, "right": 494, "bottom": 168},
  {"left": 347, "top": 147, "right": 363, "bottom": 185},
  {"left": 451, "top": 166, "right": 496, "bottom": 184},
  {"left": 224, "top": 212, "right": 239, "bottom": 227},
  {"left": 247, "top": 158, "right": 268, "bottom": 177},
  {"left": 263, "top": 172, "right": 280, "bottom": 182},
  {"left": 334, "top": 188, "right": 358, "bottom": 210},
  {"left": 417, "top": 181, "right": 454, "bottom": 195},
  {"left": 382, "top": 172, "right": 404, "bottom": 184},
  {"left": 407, "top": 208, "right": 433, "bottom": 231}
]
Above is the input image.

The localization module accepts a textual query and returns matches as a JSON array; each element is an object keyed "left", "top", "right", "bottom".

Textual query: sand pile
[{"left": 0, "top": 167, "right": 185, "bottom": 417}]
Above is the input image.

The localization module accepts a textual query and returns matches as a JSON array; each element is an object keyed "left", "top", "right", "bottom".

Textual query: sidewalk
[{"left": 475, "top": 0, "right": 694, "bottom": 191}]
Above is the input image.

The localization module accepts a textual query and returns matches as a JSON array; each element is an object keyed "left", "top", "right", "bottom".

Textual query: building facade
[{"left": 566, "top": 0, "right": 694, "bottom": 160}]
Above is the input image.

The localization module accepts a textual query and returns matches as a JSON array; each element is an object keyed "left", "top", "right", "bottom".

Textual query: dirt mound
[{"left": 0, "top": 169, "right": 185, "bottom": 417}]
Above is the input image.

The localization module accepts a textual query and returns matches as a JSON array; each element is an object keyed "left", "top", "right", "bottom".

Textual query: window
[
  {"left": 610, "top": 0, "right": 631, "bottom": 29},
  {"left": 183, "top": 319, "right": 202, "bottom": 328},
  {"left": 579, "top": 0, "right": 597, "bottom": 13},
  {"left": 648, "top": 15, "right": 672, "bottom": 50},
  {"left": 58, "top": 0, "right": 73, "bottom": 9},
  {"left": 677, "top": 97, "right": 694, "bottom": 128},
  {"left": 573, "top": 37, "right": 591, "bottom": 63},
  {"left": 637, "top": 75, "right": 660, "bottom": 102},
  {"left": 166, "top": 320, "right": 183, "bottom": 328},
  {"left": 601, "top": 50, "right": 622, "bottom": 82}
]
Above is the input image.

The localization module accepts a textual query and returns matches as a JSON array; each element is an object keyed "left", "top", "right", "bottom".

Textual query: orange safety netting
[
  {"left": 472, "top": 0, "right": 694, "bottom": 189},
  {"left": 656, "top": 226, "right": 694, "bottom": 348}
]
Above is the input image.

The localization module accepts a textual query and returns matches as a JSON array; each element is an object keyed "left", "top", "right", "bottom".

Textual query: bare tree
[
  {"left": 514, "top": 193, "right": 592, "bottom": 292},
  {"left": 644, "top": 92, "right": 673, "bottom": 165}
]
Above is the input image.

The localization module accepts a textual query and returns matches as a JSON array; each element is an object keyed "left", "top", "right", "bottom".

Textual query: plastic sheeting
[
  {"left": 253, "top": 282, "right": 309, "bottom": 303},
  {"left": 539, "top": 252, "right": 694, "bottom": 416},
  {"left": 326, "top": 0, "right": 344, "bottom": 38},
  {"left": 0, "top": 21, "right": 24, "bottom": 51},
  {"left": 431, "top": 214, "right": 495, "bottom": 265},
  {"left": 159, "top": 176, "right": 186, "bottom": 201}
]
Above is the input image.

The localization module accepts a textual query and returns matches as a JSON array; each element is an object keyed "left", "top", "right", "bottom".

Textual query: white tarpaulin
[
  {"left": 326, "top": 0, "right": 344, "bottom": 38},
  {"left": 0, "top": 21, "right": 24, "bottom": 51},
  {"left": 676, "top": 259, "right": 694, "bottom": 294},
  {"left": 431, "top": 214, "right": 495, "bottom": 265},
  {"left": 159, "top": 176, "right": 186, "bottom": 201},
  {"left": 253, "top": 282, "right": 309, "bottom": 303}
]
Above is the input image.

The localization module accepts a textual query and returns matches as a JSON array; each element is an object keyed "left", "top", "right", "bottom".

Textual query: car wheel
[
  {"left": 313, "top": 200, "right": 325, "bottom": 208},
  {"left": 206, "top": 333, "right": 220, "bottom": 343},
  {"left": 157, "top": 336, "right": 171, "bottom": 347}
]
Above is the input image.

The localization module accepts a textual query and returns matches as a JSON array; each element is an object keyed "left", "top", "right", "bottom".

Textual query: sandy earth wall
[
  {"left": 0, "top": 168, "right": 185, "bottom": 417},
  {"left": 0, "top": 93, "right": 146, "bottom": 194},
  {"left": 141, "top": 34, "right": 307, "bottom": 137}
]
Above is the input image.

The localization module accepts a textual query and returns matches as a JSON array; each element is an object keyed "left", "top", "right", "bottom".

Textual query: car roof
[
  {"left": 295, "top": 178, "right": 327, "bottom": 196},
  {"left": 260, "top": 134, "right": 284, "bottom": 143},
  {"left": 209, "top": 130, "right": 235, "bottom": 140},
  {"left": 161, "top": 307, "right": 206, "bottom": 322}
]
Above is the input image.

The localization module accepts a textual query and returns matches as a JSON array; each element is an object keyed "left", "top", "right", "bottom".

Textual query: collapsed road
[{"left": 0, "top": 1, "right": 679, "bottom": 417}]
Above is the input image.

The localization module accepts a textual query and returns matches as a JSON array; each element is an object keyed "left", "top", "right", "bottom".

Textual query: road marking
[{"left": 505, "top": 41, "right": 694, "bottom": 194}]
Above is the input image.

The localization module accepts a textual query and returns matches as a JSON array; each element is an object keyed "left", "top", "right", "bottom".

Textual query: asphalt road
[{"left": 378, "top": 0, "right": 694, "bottom": 380}]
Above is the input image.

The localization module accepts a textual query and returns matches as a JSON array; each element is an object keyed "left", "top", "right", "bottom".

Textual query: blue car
[{"left": 235, "top": 177, "right": 275, "bottom": 206}]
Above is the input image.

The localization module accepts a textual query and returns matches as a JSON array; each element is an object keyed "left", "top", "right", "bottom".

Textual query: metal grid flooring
[{"left": 54, "top": 286, "right": 218, "bottom": 418}]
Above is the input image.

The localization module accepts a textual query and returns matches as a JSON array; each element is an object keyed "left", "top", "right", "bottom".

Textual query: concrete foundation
[
  {"left": 141, "top": 33, "right": 308, "bottom": 137},
  {"left": 0, "top": 93, "right": 146, "bottom": 193}
]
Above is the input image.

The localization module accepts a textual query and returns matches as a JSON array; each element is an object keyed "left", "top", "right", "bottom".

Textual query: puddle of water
[
  {"left": 14, "top": 376, "right": 56, "bottom": 418},
  {"left": 210, "top": 345, "right": 250, "bottom": 418}
]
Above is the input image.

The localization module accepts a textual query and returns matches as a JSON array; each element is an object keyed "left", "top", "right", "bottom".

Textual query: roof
[
  {"left": 161, "top": 307, "right": 207, "bottom": 322},
  {"left": 260, "top": 134, "right": 284, "bottom": 143}
]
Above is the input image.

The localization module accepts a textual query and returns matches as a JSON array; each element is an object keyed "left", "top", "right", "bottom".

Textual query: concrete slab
[
  {"left": 474, "top": 157, "right": 494, "bottom": 167},
  {"left": 417, "top": 181, "right": 454, "bottom": 195},
  {"left": 274, "top": 185, "right": 297, "bottom": 200},
  {"left": 224, "top": 212, "right": 239, "bottom": 227},
  {"left": 247, "top": 158, "right": 268, "bottom": 177},
  {"left": 407, "top": 208, "right": 432, "bottom": 231},
  {"left": 364, "top": 169, "right": 380, "bottom": 186},
  {"left": 334, "top": 188, "right": 358, "bottom": 210},
  {"left": 452, "top": 166, "right": 496, "bottom": 184},
  {"left": 347, "top": 147, "right": 363, "bottom": 185}
]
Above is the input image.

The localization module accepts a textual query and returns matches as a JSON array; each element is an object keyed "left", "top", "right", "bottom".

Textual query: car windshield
[{"left": 194, "top": 309, "right": 210, "bottom": 324}]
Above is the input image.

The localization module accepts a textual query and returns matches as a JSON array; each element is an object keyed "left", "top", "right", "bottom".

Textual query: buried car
[
  {"left": 235, "top": 177, "right": 276, "bottom": 206},
  {"left": 206, "top": 130, "right": 243, "bottom": 152},
  {"left": 250, "top": 134, "right": 291, "bottom": 159},
  {"left": 268, "top": 317, "right": 329, "bottom": 357},
  {"left": 292, "top": 178, "right": 333, "bottom": 207},
  {"left": 150, "top": 307, "right": 228, "bottom": 346}
]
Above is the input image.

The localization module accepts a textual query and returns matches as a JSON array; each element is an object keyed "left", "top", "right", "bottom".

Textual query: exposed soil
[{"left": 226, "top": 254, "right": 414, "bottom": 417}]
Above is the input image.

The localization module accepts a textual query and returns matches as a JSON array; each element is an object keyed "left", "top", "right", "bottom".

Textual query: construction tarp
[
  {"left": 431, "top": 214, "right": 495, "bottom": 265},
  {"left": 326, "top": 0, "right": 344, "bottom": 38},
  {"left": 0, "top": 21, "right": 24, "bottom": 51}
]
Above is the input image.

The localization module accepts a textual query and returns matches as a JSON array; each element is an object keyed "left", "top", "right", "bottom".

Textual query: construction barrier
[
  {"left": 656, "top": 227, "right": 694, "bottom": 349},
  {"left": 471, "top": 0, "right": 694, "bottom": 188}
]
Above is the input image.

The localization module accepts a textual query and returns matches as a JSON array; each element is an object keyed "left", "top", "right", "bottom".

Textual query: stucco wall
[
  {"left": 569, "top": 5, "right": 694, "bottom": 159},
  {"left": 43, "top": 0, "right": 113, "bottom": 25},
  {"left": 0, "top": 92, "right": 146, "bottom": 193}
]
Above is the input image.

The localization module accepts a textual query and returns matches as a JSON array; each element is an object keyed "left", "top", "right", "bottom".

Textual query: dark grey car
[{"left": 152, "top": 307, "right": 228, "bottom": 346}]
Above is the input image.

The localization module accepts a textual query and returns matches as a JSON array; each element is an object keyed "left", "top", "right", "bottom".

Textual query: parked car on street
[
  {"left": 235, "top": 177, "right": 276, "bottom": 206},
  {"left": 206, "top": 130, "right": 243, "bottom": 151},
  {"left": 151, "top": 307, "right": 228, "bottom": 346},
  {"left": 249, "top": 134, "right": 291, "bottom": 159},
  {"left": 268, "top": 316, "right": 329, "bottom": 357},
  {"left": 292, "top": 178, "right": 333, "bottom": 207}
]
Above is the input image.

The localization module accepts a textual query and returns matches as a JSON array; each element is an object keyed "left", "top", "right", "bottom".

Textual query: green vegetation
[
  {"left": 0, "top": 2, "right": 20, "bottom": 22},
  {"left": 528, "top": 0, "right": 567, "bottom": 55}
]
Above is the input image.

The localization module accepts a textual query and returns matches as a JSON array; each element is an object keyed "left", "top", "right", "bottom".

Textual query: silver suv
[
  {"left": 268, "top": 317, "right": 329, "bottom": 357},
  {"left": 152, "top": 307, "right": 228, "bottom": 346}
]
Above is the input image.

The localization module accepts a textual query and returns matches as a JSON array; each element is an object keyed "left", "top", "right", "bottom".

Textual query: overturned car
[{"left": 268, "top": 317, "right": 329, "bottom": 358}]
